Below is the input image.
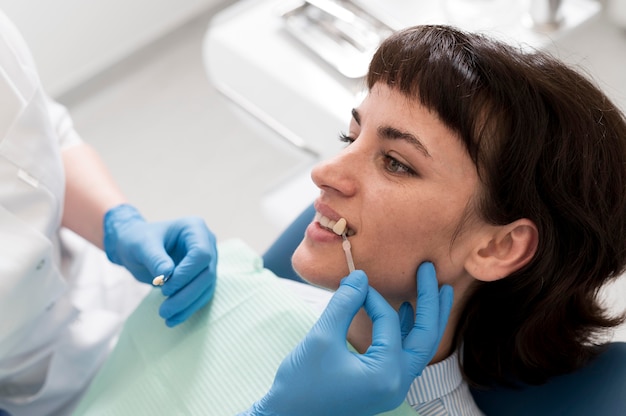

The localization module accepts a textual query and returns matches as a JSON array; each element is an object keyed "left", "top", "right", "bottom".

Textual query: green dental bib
[{"left": 74, "top": 239, "right": 418, "bottom": 416}]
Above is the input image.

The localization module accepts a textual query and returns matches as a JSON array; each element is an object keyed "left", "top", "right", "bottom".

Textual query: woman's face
[{"left": 291, "top": 83, "right": 488, "bottom": 306}]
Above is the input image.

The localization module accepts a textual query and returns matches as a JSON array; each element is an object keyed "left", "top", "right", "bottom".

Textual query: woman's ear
[{"left": 465, "top": 219, "right": 538, "bottom": 282}]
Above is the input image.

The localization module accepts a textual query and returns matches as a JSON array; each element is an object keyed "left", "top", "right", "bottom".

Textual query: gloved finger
[
  {"left": 402, "top": 262, "right": 441, "bottom": 355},
  {"left": 398, "top": 302, "right": 414, "bottom": 341},
  {"left": 159, "top": 266, "right": 214, "bottom": 321},
  {"left": 161, "top": 249, "right": 216, "bottom": 297},
  {"left": 312, "top": 270, "right": 369, "bottom": 341},
  {"left": 128, "top": 239, "right": 176, "bottom": 283},
  {"left": 161, "top": 222, "right": 217, "bottom": 297},
  {"left": 364, "top": 285, "right": 401, "bottom": 350},
  {"left": 163, "top": 282, "right": 216, "bottom": 327}
]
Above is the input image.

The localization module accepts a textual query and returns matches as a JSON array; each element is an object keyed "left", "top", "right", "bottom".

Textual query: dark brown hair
[{"left": 367, "top": 25, "right": 626, "bottom": 387}]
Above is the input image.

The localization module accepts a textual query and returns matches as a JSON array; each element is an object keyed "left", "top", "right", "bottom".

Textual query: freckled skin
[{"left": 293, "top": 84, "right": 484, "bottom": 307}]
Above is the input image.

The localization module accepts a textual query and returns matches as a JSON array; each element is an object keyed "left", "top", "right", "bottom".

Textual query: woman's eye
[
  {"left": 338, "top": 132, "right": 355, "bottom": 145},
  {"left": 384, "top": 154, "right": 416, "bottom": 176}
]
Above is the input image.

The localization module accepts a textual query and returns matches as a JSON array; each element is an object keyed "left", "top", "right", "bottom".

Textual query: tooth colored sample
[
  {"left": 152, "top": 275, "right": 165, "bottom": 286},
  {"left": 333, "top": 218, "right": 347, "bottom": 235}
]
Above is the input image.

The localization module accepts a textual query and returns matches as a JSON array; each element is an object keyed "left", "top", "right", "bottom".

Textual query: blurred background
[{"left": 0, "top": 0, "right": 624, "bottom": 259}]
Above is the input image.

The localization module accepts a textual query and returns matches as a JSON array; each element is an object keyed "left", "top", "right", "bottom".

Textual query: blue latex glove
[
  {"left": 103, "top": 204, "right": 217, "bottom": 327},
  {"left": 243, "top": 262, "right": 453, "bottom": 416}
]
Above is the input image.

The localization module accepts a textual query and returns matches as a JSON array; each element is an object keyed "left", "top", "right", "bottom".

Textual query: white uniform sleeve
[
  {"left": 44, "top": 94, "right": 83, "bottom": 149},
  {"left": 0, "top": 8, "right": 82, "bottom": 150}
]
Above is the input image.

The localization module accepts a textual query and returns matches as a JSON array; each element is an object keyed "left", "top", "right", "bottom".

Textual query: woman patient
[
  {"left": 78, "top": 25, "right": 626, "bottom": 416},
  {"left": 265, "top": 24, "right": 626, "bottom": 414}
]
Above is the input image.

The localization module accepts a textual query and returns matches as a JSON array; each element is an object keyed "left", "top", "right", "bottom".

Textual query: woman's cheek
[{"left": 366, "top": 268, "right": 419, "bottom": 304}]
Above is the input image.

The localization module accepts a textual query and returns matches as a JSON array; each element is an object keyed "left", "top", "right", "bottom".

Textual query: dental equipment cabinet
[{"left": 203, "top": 0, "right": 625, "bottom": 229}]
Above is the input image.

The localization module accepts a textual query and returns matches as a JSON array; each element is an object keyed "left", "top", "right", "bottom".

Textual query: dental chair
[
  {"left": 470, "top": 342, "right": 626, "bottom": 415},
  {"left": 262, "top": 204, "right": 626, "bottom": 416}
]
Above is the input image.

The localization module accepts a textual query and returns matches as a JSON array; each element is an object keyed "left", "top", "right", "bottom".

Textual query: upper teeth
[{"left": 315, "top": 212, "right": 350, "bottom": 235}]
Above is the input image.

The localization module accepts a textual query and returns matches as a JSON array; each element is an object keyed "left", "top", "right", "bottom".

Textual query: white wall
[{"left": 0, "top": 0, "right": 226, "bottom": 97}]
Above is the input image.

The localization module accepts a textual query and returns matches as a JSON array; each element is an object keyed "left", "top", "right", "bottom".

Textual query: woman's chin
[
  {"left": 292, "top": 260, "right": 341, "bottom": 290},
  {"left": 292, "top": 244, "right": 352, "bottom": 289}
]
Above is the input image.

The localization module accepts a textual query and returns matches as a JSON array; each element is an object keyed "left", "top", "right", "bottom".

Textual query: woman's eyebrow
[
  {"left": 352, "top": 108, "right": 431, "bottom": 158},
  {"left": 378, "top": 126, "right": 432, "bottom": 159}
]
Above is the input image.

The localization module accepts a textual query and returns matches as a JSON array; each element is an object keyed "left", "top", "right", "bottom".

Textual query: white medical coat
[{"left": 0, "top": 10, "right": 148, "bottom": 416}]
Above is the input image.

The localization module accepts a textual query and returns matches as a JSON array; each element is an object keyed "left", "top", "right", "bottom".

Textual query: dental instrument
[
  {"left": 327, "top": 216, "right": 355, "bottom": 272},
  {"left": 279, "top": 0, "right": 395, "bottom": 78},
  {"left": 341, "top": 233, "right": 355, "bottom": 273},
  {"left": 152, "top": 274, "right": 170, "bottom": 286}
]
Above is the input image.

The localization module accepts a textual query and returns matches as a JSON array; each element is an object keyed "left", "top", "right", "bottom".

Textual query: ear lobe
[{"left": 466, "top": 219, "right": 538, "bottom": 282}]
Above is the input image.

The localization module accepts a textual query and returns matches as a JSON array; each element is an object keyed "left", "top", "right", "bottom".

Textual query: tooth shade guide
[
  {"left": 333, "top": 218, "right": 347, "bottom": 235},
  {"left": 342, "top": 233, "right": 356, "bottom": 272},
  {"left": 152, "top": 275, "right": 170, "bottom": 286}
]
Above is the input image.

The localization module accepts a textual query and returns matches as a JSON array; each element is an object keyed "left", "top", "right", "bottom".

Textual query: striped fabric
[{"left": 407, "top": 351, "right": 484, "bottom": 416}]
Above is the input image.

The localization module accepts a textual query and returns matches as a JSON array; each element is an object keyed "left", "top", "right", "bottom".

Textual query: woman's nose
[{"left": 311, "top": 148, "right": 358, "bottom": 197}]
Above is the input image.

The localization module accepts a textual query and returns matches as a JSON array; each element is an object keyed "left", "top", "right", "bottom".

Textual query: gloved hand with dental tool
[
  {"left": 242, "top": 262, "right": 454, "bottom": 416},
  {"left": 103, "top": 204, "right": 218, "bottom": 327}
]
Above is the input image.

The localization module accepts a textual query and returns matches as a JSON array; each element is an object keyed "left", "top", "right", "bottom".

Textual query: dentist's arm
[
  {"left": 62, "top": 143, "right": 218, "bottom": 327},
  {"left": 62, "top": 142, "right": 127, "bottom": 246},
  {"left": 243, "top": 263, "right": 453, "bottom": 416}
]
